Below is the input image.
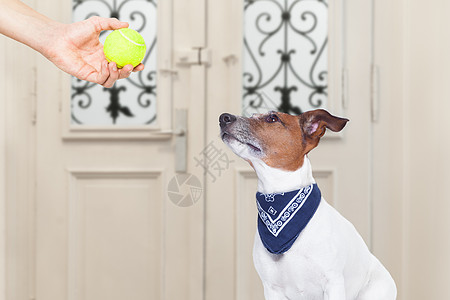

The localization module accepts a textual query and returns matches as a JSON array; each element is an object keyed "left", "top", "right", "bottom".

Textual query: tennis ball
[{"left": 103, "top": 28, "right": 146, "bottom": 68}]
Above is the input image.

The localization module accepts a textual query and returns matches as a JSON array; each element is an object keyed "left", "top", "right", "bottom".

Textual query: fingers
[
  {"left": 102, "top": 62, "right": 120, "bottom": 88},
  {"left": 133, "top": 63, "right": 145, "bottom": 72},
  {"left": 97, "top": 62, "right": 145, "bottom": 88},
  {"left": 89, "top": 16, "right": 129, "bottom": 33},
  {"left": 96, "top": 60, "right": 110, "bottom": 86},
  {"left": 117, "top": 64, "right": 144, "bottom": 79},
  {"left": 118, "top": 64, "right": 134, "bottom": 80}
]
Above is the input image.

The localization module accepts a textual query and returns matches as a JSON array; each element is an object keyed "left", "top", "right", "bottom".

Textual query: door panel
[
  {"left": 205, "top": 1, "right": 372, "bottom": 299},
  {"left": 67, "top": 171, "right": 162, "bottom": 300}
]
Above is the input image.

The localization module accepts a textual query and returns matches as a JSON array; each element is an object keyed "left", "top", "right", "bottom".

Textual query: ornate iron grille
[
  {"left": 243, "top": 0, "right": 328, "bottom": 116},
  {"left": 72, "top": 0, "right": 157, "bottom": 125}
]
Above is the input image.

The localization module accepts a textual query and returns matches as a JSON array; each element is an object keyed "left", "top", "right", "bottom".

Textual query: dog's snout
[{"left": 219, "top": 113, "right": 236, "bottom": 128}]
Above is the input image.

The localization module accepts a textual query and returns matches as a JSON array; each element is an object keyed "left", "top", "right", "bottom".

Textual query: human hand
[{"left": 44, "top": 16, "right": 145, "bottom": 88}]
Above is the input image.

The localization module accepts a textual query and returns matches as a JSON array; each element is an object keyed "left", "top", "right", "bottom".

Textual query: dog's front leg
[{"left": 324, "top": 277, "right": 346, "bottom": 300}]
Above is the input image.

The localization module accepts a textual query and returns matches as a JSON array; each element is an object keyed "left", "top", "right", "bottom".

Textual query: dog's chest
[
  {"left": 255, "top": 248, "right": 327, "bottom": 299},
  {"left": 252, "top": 200, "right": 338, "bottom": 299},
  {"left": 254, "top": 237, "right": 326, "bottom": 300}
]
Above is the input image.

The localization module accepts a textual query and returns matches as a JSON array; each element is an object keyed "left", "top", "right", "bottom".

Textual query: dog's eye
[{"left": 266, "top": 114, "right": 279, "bottom": 123}]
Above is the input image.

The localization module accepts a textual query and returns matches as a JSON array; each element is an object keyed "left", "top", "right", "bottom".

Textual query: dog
[{"left": 219, "top": 109, "right": 397, "bottom": 300}]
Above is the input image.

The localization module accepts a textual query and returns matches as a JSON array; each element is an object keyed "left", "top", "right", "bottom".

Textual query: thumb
[{"left": 89, "top": 16, "right": 129, "bottom": 32}]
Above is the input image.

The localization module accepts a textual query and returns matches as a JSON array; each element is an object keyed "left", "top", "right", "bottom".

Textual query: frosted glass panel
[
  {"left": 72, "top": 0, "right": 157, "bottom": 125},
  {"left": 243, "top": 0, "right": 328, "bottom": 116}
]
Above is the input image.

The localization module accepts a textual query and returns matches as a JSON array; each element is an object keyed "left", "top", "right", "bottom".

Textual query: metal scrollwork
[
  {"left": 71, "top": 0, "right": 157, "bottom": 125},
  {"left": 243, "top": 0, "right": 328, "bottom": 116}
]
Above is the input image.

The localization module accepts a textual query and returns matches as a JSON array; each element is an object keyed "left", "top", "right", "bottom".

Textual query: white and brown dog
[{"left": 219, "top": 109, "right": 396, "bottom": 300}]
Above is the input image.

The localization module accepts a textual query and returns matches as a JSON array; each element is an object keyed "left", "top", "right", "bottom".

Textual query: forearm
[{"left": 0, "top": 0, "right": 62, "bottom": 56}]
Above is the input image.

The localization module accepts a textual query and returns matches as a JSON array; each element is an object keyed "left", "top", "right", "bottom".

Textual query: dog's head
[{"left": 219, "top": 110, "right": 349, "bottom": 171}]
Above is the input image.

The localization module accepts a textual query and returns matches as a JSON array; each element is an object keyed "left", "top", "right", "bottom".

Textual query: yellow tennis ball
[{"left": 103, "top": 28, "right": 146, "bottom": 68}]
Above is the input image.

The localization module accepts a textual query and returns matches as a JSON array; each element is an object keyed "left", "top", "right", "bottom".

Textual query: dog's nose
[{"left": 219, "top": 113, "right": 236, "bottom": 128}]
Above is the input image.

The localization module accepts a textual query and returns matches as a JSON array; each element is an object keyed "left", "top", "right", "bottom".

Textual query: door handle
[
  {"left": 175, "top": 109, "right": 188, "bottom": 173},
  {"left": 150, "top": 109, "right": 187, "bottom": 172},
  {"left": 154, "top": 128, "right": 185, "bottom": 136}
]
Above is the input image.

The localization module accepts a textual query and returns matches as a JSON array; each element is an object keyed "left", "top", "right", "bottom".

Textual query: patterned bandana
[{"left": 256, "top": 184, "right": 321, "bottom": 254}]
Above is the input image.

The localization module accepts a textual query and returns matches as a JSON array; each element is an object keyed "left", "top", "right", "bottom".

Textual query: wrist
[{"left": 33, "top": 19, "right": 66, "bottom": 58}]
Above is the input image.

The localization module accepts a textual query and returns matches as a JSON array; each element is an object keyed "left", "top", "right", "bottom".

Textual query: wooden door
[
  {"left": 32, "top": 0, "right": 207, "bottom": 299},
  {"left": 1, "top": 0, "right": 375, "bottom": 299}
]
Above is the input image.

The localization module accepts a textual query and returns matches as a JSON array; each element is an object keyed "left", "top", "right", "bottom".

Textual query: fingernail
[{"left": 113, "top": 64, "right": 117, "bottom": 71}]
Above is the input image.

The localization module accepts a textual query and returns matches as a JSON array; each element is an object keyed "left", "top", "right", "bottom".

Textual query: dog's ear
[{"left": 299, "top": 109, "right": 349, "bottom": 139}]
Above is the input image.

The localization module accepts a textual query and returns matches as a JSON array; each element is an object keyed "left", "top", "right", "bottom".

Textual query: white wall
[
  {"left": 374, "top": 0, "right": 450, "bottom": 299},
  {"left": 403, "top": 0, "right": 450, "bottom": 299}
]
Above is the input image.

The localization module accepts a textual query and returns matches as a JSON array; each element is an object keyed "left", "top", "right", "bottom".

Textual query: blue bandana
[{"left": 256, "top": 184, "right": 321, "bottom": 254}]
